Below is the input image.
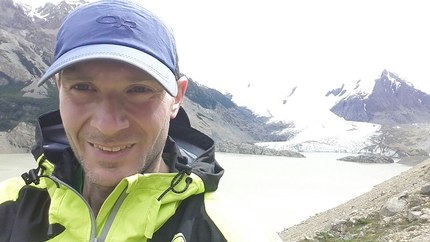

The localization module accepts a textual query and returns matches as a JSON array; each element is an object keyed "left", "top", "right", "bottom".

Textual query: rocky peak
[
  {"left": 0, "top": 0, "right": 82, "bottom": 97},
  {"left": 366, "top": 71, "right": 430, "bottom": 119},
  {"left": 379, "top": 69, "right": 410, "bottom": 89},
  {"left": 381, "top": 68, "right": 389, "bottom": 77},
  {"left": 330, "top": 70, "right": 430, "bottom": 124},
  {"left": 34, "top": 0, "right": 87, "bottom": 29},
  {"left": 2, "top": 0, "right": 34, "bottom": 30},
  {"left": 325, "top": 83, "right": 345, "bottom": 97},
  {"left": 326, "top": 78, "right": 372, "bottom": 101}
]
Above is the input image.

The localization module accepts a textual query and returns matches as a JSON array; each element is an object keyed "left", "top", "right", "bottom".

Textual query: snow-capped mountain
[
  {"left": 0, "top": 0, "right": 87, "bottom": 98},
  {"left": 2, "top": 0, "right": 430, "bottom": 157},
  {"left": 330, "top": 70, "right": 430, "bottom": 124},
  {"left": 235, "top": 70, "right": 430, "bottom": 156},
  {"left": 11, "top": 0, "right": 32, "bottom": 15},
  {"left": 13, "top": 0, "right": 86, "bottom": 28}
]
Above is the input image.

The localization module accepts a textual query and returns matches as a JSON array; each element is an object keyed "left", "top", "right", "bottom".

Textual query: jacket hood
[{"left": 30, "top": 107, "right": 224, "bottom": 193}]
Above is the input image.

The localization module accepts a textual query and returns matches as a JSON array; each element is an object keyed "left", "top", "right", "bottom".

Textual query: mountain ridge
[
  {"left": 1, "top": 0, "right": 430, "bottom": 159},
  {"left": 0, "top": 0, "right": 295, "bottom": 155}
]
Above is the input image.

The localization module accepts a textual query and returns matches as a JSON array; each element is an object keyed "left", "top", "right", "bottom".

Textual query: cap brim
[{"left": 37, "top": 44, "right": 178, "bottom": 96}]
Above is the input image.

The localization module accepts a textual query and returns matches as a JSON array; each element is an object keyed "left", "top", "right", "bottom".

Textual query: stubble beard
[{"left": 66, "top": 130, "right": 169, "bottom": 187}]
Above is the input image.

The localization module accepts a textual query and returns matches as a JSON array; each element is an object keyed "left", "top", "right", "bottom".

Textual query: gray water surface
[{"left": 0, "top": 152, "right": 410, "bottom": 231}]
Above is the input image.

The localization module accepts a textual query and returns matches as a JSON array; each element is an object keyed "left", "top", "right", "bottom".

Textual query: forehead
[{"left": 61, "top": 60, "right": 157, "bottom": 82}]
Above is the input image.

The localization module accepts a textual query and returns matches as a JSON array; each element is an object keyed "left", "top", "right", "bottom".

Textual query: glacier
[{"left": 232, "top": 71, "right": 397, "bottom": 154}]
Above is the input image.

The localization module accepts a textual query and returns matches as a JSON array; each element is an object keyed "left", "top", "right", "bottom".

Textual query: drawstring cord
[
  {"left": 22, "top": 154, "right": 193, "bottom": 200},
  {"left": 157, "top": 170, "right": 193, "bottom": 201},
  {"left": 157, "top": 156, "right": 193, "bottom": 201},
  {"left": 21, "top": 155, "right": 59, "bottom": 188}
]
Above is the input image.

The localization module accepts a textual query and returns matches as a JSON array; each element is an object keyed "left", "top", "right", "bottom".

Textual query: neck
[
  {"left": 149, "top": 158, "right": 170, "bottom": 173},
  {"left": 82, "top": 159, "right": 170, "bottom": 216},
  {"left": 82, "top": 179, "right": 115, "bottom": 217}
]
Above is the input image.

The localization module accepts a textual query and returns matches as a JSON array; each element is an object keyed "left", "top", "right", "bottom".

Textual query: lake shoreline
[
  {"left": 0, "top": 152, "right": 412, "bottom": 235},
  {"left": 279, "top": 157, "right": 430, "bottom": 241}
]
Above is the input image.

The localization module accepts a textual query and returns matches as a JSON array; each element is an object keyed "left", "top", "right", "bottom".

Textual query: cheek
[
  {"left": 132, "top": 107, "right": 166, "bottom": 129},
  {"left": 129, "top": 106, "right": 171, "bottom": 137},
  {"left": 59, "top": 96, "right": 90, "bottom": 135},
  {"left": 130, "top": 98, "right": 174, "bottom": 122}
]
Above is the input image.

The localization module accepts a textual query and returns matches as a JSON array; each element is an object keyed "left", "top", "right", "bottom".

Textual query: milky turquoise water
[{"left": 0, "top": 152, "right": 411, "bottom": 231}]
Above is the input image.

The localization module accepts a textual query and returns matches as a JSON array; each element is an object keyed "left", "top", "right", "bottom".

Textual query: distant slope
[{"left": 183, "top": 78, "right": 293, "bottom": 142}]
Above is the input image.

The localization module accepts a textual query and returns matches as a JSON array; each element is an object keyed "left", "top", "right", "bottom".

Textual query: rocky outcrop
[
  {"left": 0, "top": 122, "right": 35, "bottom": 153},
  {"left": 337, "top": 154, "right": 394, "bottom": 163},
  {"left": 331, "top": 93, "right": 369, "bottom": 122},
  {"left": 365, "top": 123, "right": 430, "bottom": 158},
  {"left": 215, "top": 141, "right": 305, "bottom": 158},
  {"left": 308, "top": 187, "right": 430, "bottom": 241},
  {"left": 7, "top": 122, "right": 35, "bottom": 149}
]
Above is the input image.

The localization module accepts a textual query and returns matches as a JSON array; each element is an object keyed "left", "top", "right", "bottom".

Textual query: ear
[
  {"left": 170, "top": 75, "right": 188, "bottom": 119},
  {"left": 55, "top": 73, "right": 61, "bottom": 90}
]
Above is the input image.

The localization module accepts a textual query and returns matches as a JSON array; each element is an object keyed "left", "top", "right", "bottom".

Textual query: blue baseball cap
[{"left": 37, "top": 0, "right": 178, "bottom": 96}]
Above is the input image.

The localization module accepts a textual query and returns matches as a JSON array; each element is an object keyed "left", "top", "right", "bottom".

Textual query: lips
[{"left": 92, "top": 143, "right": 132, "bottom": 152}]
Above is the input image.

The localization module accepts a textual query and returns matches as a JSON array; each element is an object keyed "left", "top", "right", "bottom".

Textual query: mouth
[{"left": 91, "top": 143, "right": 133, "bottom": 152}]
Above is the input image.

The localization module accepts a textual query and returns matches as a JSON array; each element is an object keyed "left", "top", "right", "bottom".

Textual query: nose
[{"left": 90, "top": 96, "right": 130, "bottom": 135}]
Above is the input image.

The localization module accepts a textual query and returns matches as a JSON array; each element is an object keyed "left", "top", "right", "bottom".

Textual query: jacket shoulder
[
  {"left": 0, "top": 178, "right": 52, "bottom": 241},
  {"left": 0, "top": 177, "right": 26, "bottom": 203},
  {"left": 152, "top": 193, "right": 228, "bottom": 242}
]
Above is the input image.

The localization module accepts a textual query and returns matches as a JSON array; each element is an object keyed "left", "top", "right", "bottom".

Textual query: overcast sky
[{"left": 21, "top": 0, "right": 430, "bottom": 104}]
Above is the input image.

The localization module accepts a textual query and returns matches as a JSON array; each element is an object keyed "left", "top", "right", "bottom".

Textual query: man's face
[{"left": 56, "top": 60, "right": 182, "bottom": 187}]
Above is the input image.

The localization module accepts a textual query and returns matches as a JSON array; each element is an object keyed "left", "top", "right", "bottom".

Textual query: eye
[
  {"left": 72, "top": 83, "right": 91, "bottom": 91},
  {"left": 128, "top": 86, "right": 153, "bottom": 93}
]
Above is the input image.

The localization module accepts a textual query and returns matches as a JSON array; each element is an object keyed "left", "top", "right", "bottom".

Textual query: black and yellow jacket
[{"left": 0, "top": 109, "right": 281, "bottom": 241}]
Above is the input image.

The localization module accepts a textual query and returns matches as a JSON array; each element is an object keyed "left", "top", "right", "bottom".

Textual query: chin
[{"left": 86, "top": 170, "right": 134, "bottom": 188}]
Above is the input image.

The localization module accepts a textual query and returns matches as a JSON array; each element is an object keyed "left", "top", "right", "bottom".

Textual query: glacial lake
[{"left": 0, "top": 152, "right": 410, "bottom": 232}]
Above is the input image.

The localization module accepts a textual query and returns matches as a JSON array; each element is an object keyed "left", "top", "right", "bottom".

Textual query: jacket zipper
[
  {"left": 50, "top": 175, "right": 129, "bottom": 242},
  {"left": 97, "top": 189, "right": 128, "bottom": 241},
  {"left": 50, "top": 175, "right": 98, "bottom": 241}
]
